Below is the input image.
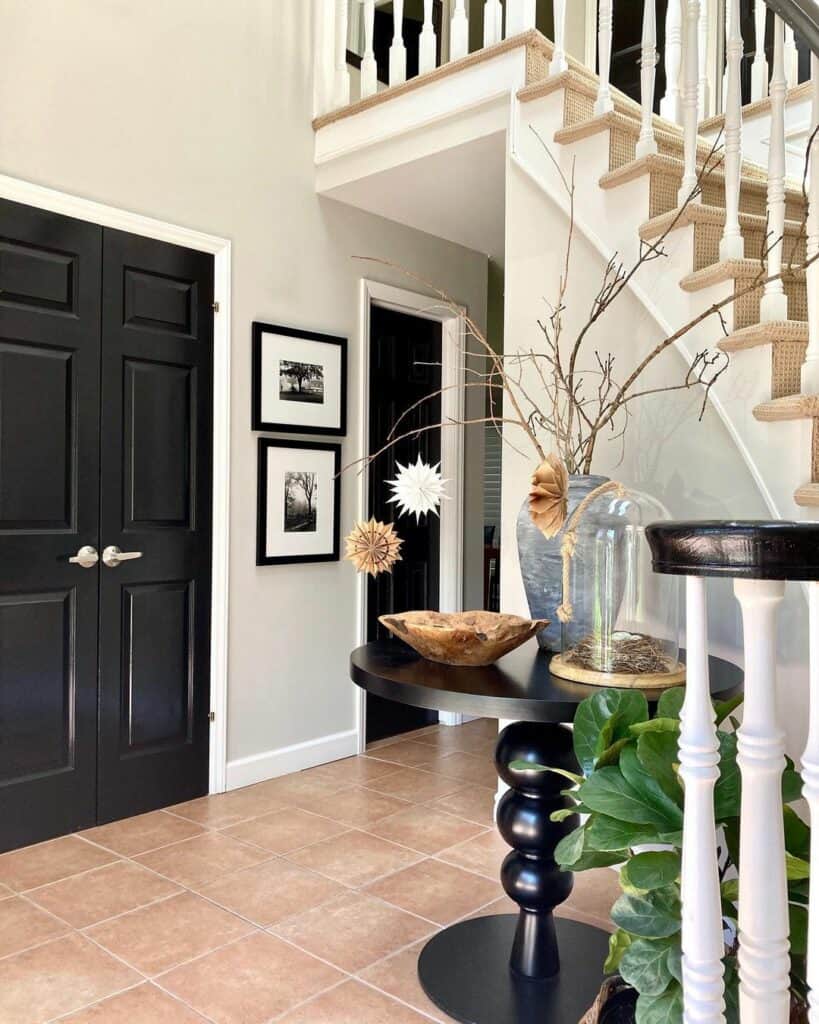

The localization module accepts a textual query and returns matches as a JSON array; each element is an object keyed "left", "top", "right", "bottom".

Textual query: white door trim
[
  {"left": 0, "top": 173, "right": 232, "bottom": 795},
  {"left": 356, "top": 278, "right": 466, "bottom": 750}
]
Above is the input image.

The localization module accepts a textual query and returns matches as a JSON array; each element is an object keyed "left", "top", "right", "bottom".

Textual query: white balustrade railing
[
  {"left": 551, "top": 0, "right": 568, "bottom": 76},
  {"left": 721, "top": 0, "right": 745, "bottom": 259},
  {"left": 595, "top": 0, "right": 615, "bottom": 115},
  {"left": 762, "top": 16, "right": 789, "bottom": 322},
  {"left": 389, "top": 0, "right": 407, "bottom": 86},
  {"left": 484, "top": 0, "right": 503, "bottom": 49},
  {"left": 450, "top": 0, "right": 469, "bottom": 62},
  {"left": 661, "top": 0, "right": 684, "bottom": 122},
  {"left": 637, "top": 0, "right": 659, "bottom": 158},
  {"left": 752, "top": 0, "right": 770, "bottom": 101},
  {"left": 679, "top": 0, "right": 703, "bottom": 204},
  {"left": 360, "top": 0, "right": 377, "bottom": 99}
]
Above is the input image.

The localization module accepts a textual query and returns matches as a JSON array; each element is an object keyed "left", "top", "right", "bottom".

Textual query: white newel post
[
  {"left": 720, "top": 0, "right": 744, "bottom": 259},
  {"left": 761, "top": 17, "right": 789, "bottom": 322},
  {"left": 698, "top": 0, "right": 711, "bottom": 118},
  {"left": 803, "top": 56, "right": 819, "bottom": 394},
  {"left": 734, "top": 578, "right": 790, "bottom": 1024},
  {"left": 360, "top": 0, "right": 377, "bottom": 98},
  {"left": 420, "top": 0, "right": 437, "bottom": 74},
  {"left": 678, "top": 0, "right": 702, "bottom": 205},
  {"left": 785, "top": 24, "right": 800, "bottom": 88},
  {"left": 661, "top": 0, "right": 683, "bottom": 122},
  {"left": 637, "top": 0, "right": 658, "bottom": 158},
  {"left": 679, "top": 577, "right": 726, "bottom": 1024},
  {"left": 484, "top": 0, "right": 503, "bottom": 48},
  {"left": 334, "top": 0, "right": 351, "bottom": 107},
  {"left": 551, "top": 0, "right": 569, "bottom": 75},
  {"left": 505, "top": 0, "right": 536, "bottom": 37},
  {"left": 390, "top": 0, "right": 407, "bottom": 85},
  {"left": 595, "top": 0, "right": 615, "bottom": 115},
  {"left": 450, "top": 0, "right": 469, "bottom": 61},
  {"left": 802, "top": 582, "right": 819, "bottom": 1024},
  {"left": 751, "top": 0, "right": 769, "bottom": 101}
]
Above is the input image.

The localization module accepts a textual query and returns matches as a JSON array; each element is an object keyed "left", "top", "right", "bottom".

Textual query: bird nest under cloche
[{"left": 551, "top": 631, "right": 686, "bottom": 689}]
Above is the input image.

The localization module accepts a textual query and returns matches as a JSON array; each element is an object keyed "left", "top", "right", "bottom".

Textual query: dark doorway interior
[
  {"left": 366, "top": 304, "right": 442, "bottom": 744},
  {"left": 606, "top": 0, "right": 669, "bottom": 109},
  {"left": 348, "top": 1, "right": 444, "bottom": 86}
]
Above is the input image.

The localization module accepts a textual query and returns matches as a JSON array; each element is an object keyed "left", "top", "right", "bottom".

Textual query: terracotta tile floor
[{"left": 0, "top": 718, "right": 621, "bottom": 1023}]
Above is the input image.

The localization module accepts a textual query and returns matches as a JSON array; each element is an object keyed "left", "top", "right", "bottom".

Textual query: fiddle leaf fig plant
[{"left": 510, "top": 688, "right": 809, "bottom": 1024}]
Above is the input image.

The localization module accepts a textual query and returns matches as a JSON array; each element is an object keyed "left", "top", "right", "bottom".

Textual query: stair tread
[
  {"left": 718, "top": 320, "right": 809, "bottom": 352},
  {"left": 680, "top": 259, "right": 807, "bottom": 292},
  {"left": 795, "top": 483, "right": 819, "bottom": 507},
  {"left": 753, "top": 394, "right": 819, "bottom": 421},
  {"left": 640, "top": 204, "right": 806, "bottom": 242},
  {"left": 599, "top": 153, "right": 805, "bottom": 199}
]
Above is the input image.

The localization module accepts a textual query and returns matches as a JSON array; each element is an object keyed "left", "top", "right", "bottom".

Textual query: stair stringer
[{"left": 507, "top": 87, "right": 809, "bottom": 521}]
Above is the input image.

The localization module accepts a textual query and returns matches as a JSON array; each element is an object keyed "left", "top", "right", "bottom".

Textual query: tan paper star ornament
[
  {"left": 529, "top": 454, "right": 569, "bottom": 539},
  {"left": 345, "top": 518, "right": 404, "bottom": 576}
]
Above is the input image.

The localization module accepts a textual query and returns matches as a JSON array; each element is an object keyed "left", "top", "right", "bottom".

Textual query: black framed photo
[
  {"left": 252, "top": 321, "right": 347, "bottom": 436},
  {"left": 256, "top": 438, "right": 341, "bottom": 566}
]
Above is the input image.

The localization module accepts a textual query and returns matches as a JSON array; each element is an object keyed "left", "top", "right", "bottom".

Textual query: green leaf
[
  {"left": 554, "top": 826, "right": 585, "bottom": 868},
  {"left": 611, "top": 887, "right": 682, "bottom": 939},
  {"left": 635, "top": 983, "right": 683, "bottom": 1024},
  {"left": 714, "top": 693, "right": 743, "bottom": 725},
  {"left": 666, "top": 940, "right": 682, "bottom": 984},
  {"left": 621, "top": 938, "right": 675, "bottom": 997},
  {"left": 724, "top": 960, "right": 740, "bottom": 1024},
  {"left": 636, "top": 732, "right": 682, "bottom": 805},
  {"left": 783, "top": 760, "right": 804, "bottom": 804},
  {"left": 572, "top": 849, "right": 628, "bottom": 871},
  {"left": 619, "top": 746, "right": 685, "bottom": 829},
  {"left": 784, "top": 806, "right": 811, "bottom": 859},
  {"left": 550, "top": 807, "right": 579, "bottom": 823},
  {"left": 604, "top": 929, "right": 632, "bottom": 974},
  {"left": 721, "top": 878, "right": 739, "bottom": 903},
  {"left": 573, "top": 691, "right": 649, "bottom": 775},
  {"left": 791, "top": 903, "right": 809, "bottom": 956},
  {"left": 657, "top": 688, "right": 686, "bottom": 720},
  {"left": 585, "top": 814, "right": 665, "bottom": 852},
  {"left": 786, "top": 852, "right": 811, "bottom": 882},
  {"left": 629, "top": 719, "right": 681, "bottom": 736},
  {"left": 624, "top": 852, "right": 681, "bottom": 892},
  {"left": 507, "top": 761, "right": 584, "bottom": 787},
  {"left": 713, "top": 733, "right": 740, "bottom": 820},
  {"left": 596, "top": 737, "right": 634, "bottom": 768}
]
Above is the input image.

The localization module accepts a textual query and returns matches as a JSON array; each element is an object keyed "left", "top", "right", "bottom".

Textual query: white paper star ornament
[{"left": 387, "top": 456, "right": 448, "bottom": 522}]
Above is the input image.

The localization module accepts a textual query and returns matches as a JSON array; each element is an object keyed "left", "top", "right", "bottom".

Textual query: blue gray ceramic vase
[{"left": 516, "top": 474, "right": 610, "bottom": 651}]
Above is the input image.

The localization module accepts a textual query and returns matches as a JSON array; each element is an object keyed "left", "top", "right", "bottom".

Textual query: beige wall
[{"left": 0, "top": 0, "right": 488, "bottom": 770}]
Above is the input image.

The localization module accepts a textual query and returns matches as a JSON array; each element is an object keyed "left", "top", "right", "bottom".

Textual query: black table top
[{"left": 350, "top": 640, "right": 743, "bottom": 723}]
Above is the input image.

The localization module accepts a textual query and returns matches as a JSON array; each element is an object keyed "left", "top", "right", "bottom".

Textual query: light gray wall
[{"left": 0, "top": 0, "right": 489, "bottom": 768}]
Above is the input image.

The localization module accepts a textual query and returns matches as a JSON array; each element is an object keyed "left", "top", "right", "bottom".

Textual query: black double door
[
  {"left": 366, "top": 305, "right": 442, "bottom": 744},
  {"left": 0, "top": 199, "right": 214, "bottom": 853}
]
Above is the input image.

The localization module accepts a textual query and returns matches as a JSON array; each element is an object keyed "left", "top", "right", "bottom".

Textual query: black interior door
[
  {"left": 366, "top": 305, "right": 441, "bottom": 744},
  {"left": 0, "top": 200, "right": 102, "bottom": 852},
  {"left": 97, "top": 230, "right": 214, "bottom": 823},
  {"left": 0, "top": 199, "right": 214, "bottom": 850}
]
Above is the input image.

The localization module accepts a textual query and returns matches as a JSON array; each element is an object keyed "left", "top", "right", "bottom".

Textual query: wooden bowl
[{"left": 378, "top": 610, "right": 549, "bottom": 667}]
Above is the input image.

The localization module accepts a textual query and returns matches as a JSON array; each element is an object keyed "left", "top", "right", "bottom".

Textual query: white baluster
[
  {"left": 484, "top": 0, "right": 503, "bottom": 48},
  {"left": 802, "top": 582, "right": 819, "bottom": 1024},
  {"left": 595, "top": 0, "right": 615, "bottom": 115},
  {"left": 751, "top": 0, "right": 769, "bottom": 101},
  {"left": 678, "top": 0, "right": 702, "bottom": 205},
  {"left": 679, "top": 577, "right": 726, "bottom": 1024},
  {"left": 785, "top": 24, "right": 800, "bottom": 88},
  {"left": 734, "top": 578, "right": 790, "bottom": 1024},
  {"left": 637, "top": 0, "right": 659, "bottom": 157},
  {"left": 803, "top": 56, "right": 819, "bottom": 394},
  {"left": 360, "top": 0, "right": 377, "bottom": 98},
  {"left": 661, "top": 0, "right": 683, "bottom": 123},
  {"left": 420, "top": 0, "right": 437, "bottom": 74},
  {"left": 313, "top": 0, "right": 336, "bottom": 117},
  {"left": 505, "top": 0, "right": 536, "bottom": 38},
  {"left": 720, "top": 0, "right": 745, "bottom": 259},
  {"left": 761, "top": 17, "right": 789, "bottom": 322},
  {"left": 551, "top": 0, "right": 568, "bottom": 75},
  {"left": 335, "top": 0, "right": 351, "bottom": 107},
  {"left": 450, "top": 0, "right": 468, "bottom": 61},
  {"left": 698, "top": 0, "right": 711, "bottom": 118},
  {"left": 389, "top": 0, "right": 407, "bottom": 85}
]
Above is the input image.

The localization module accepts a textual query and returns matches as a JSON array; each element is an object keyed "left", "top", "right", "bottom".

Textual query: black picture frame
[
  {"left": 256, "top": 437, "right": 342, "bottom": 566},
  {"left": 252, "top": 321, "right": 347, "bottom": 436}
]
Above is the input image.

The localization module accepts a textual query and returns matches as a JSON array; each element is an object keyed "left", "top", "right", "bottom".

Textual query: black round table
[{"left": 350, "top": 640, "right": 743, "bottom": 1024}]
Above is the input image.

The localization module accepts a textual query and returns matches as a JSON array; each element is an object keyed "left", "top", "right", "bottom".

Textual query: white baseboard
[{"left": 225, "top": 729, "right": 358, "bottom": 791}]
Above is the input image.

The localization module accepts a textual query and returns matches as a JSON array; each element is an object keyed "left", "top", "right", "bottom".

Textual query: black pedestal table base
[
  {"left": 418, "top": 915, "right": 611, "bottom": 1024},
  {"left": 419, "top": 720, "right": 610, "bottom": 1024}
]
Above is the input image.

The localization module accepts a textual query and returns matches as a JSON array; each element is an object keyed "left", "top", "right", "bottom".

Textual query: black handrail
[{"left": 767, "top": 0, "right": 819, "bottom": 59}]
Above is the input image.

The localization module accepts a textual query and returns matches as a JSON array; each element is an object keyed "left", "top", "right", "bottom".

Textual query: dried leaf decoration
[
  {"left": 529, "top": 454, "right": 569, "bottom": 539},
  {"left": 345, "top": 518, "right": 403, "bottom": 576}
]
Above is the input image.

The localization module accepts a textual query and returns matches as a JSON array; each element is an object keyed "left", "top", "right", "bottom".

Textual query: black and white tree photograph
[
  {"left": 284, "top": 471, "right": 317, "bottom": 532},
  {"left": 279, "top": 360, "right": 325, "bottom": 404}
]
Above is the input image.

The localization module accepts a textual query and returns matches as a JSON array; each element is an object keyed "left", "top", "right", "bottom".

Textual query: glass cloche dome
[{"left": 550, "top": 487, "right": 683, "bottom": 688}]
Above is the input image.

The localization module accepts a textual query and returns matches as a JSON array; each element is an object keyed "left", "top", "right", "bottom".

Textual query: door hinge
[
  {"left": 208, "top": 711, "right": 216, "bottom": 723},
  {"left": 212, "top": 300, "right": 220, "bottom": 313}
]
